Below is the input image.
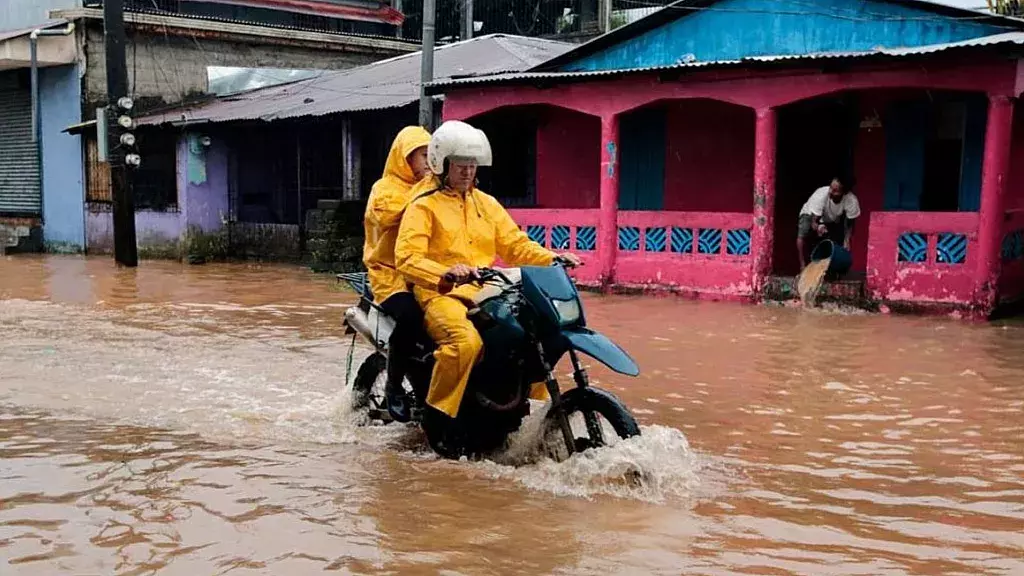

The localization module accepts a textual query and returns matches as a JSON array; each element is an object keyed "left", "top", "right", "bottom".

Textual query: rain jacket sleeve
[
  {"left": 484, "top": 194, "right": 556, "bottom": 267},
  {"left": 395, "top": 197, "right": 452, "bottom": 291}
]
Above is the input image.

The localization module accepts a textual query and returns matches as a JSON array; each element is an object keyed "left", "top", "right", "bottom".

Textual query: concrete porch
[{"left": 763, "top": 271, "right": 869, "bottom": 307}]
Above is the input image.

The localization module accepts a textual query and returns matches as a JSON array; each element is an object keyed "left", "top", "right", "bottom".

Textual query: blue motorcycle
[{"left": 340, "top": 262, "right": 642, "bottom": 461}]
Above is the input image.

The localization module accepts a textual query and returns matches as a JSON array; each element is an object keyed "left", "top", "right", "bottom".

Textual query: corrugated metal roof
[
  {"left": 0, "top": 19, "right": 69, "bottom": 43},
  {"left": 135, "top": 34, "right": 571, "bottom": 126},
  {"left": 425, "top": 31, "right": 1024, "bottom": 93},
  {"left": 532, "top": 0, "right": 1024, "bottom": 72}
]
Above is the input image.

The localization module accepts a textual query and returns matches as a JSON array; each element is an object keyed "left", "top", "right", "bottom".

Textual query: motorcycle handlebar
[{"left": 442, "top": 260, "right": 575, "bottom": 287}]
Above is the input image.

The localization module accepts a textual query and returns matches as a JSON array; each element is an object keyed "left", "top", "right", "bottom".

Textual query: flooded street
[{"left": 1, "top": 254, "right": 1022, "bottom": 575}]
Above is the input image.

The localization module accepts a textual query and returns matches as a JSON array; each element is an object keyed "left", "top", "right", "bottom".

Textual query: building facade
[
  {"left": 0, "top": 0, "right": 414, "bottom": 253},
  {"left": 428, "top": 0, "right": 1024, "bottom": 318}
]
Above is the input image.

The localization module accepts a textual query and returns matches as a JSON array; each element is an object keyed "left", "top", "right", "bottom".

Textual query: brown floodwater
[{"left": 1, "top": 254, "right": 1022, "bottom": 575}]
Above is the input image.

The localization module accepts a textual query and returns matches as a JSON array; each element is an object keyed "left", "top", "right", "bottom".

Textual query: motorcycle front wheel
[
  {"left": 543, "top": 386, "right": 641, "bottom": 462},
  {"left": 351, "top": 352, "right": 386, "bottom": 413}
]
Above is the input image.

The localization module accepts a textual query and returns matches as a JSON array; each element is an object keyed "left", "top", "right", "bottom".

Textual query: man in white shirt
[{"left": 797, "top": 176, "right": 861, "bottom": 270}]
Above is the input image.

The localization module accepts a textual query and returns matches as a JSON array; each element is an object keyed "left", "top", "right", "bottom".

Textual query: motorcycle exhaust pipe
[{"left": 344, "top": 307, "right": 387, "bottom": 350}]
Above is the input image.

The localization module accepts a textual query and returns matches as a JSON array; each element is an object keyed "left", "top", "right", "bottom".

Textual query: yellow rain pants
[
  {"left": 362, "top": 126, "right": 431, "bottom": 304},
  {"left": 395, "top": 180, "right": 556, "bottom": 417}
]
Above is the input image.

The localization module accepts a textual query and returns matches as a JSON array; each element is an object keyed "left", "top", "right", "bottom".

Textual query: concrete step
[{"left": 765, "top": 273, "right": 867, "bottom": 304}]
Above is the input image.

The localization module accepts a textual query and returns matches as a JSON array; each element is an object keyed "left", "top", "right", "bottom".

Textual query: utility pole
[
  {"left": 461, "top": 0, "right": 473, "bottom": 40},
  {"left": 393, "top": 0, "right": 403, "bottom": 38},
  {"left": 418, "top": 0, "right": 436, "bottom": 129},
  {"left": 103, "top": 0, "right": 139, "bottom": 267}
]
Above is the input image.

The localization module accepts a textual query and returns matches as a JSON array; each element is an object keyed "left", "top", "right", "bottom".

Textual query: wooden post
[
  {"left": 976, "top": 94, "right": 1015, "bottom": 311},
  {"left": 104, "top": 0, "right": 138, "bottom": 267},
  {"left": 598, "top": 114, "right": 620, "bottom": 288},
  {"left": 418, "top": 0, "right": 436, "bottom": 129},
  {"left": 752, "top": 107, "right": 778, "bottom": 294}
]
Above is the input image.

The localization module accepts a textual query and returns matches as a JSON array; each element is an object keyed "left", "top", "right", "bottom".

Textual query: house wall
[
  {"left": 178, "top": 133, "right": 229, "bottom": 234},
  {"left": 535, "top": 108, "right": 601, "bottom": 208},
  {"left": 85, "top": 209, "right": 182, "bottom": 256},
  {"left": 999, "top": 101, "right": 1024, "bottom": 303},
  {"left": 851, "top": 92, "right": 889, "bottom": 274},
  {"left": 663, "top": 99, "right": 754, "bottom": 213},
  {"left": 441, "top": 57, "right": 1017, "bottom": 313},
  {"left": 866, "top": 211, "right": 979, "bottom": 307},
  {"left": 81, "top": 23, "right": 390, "bottom": 112},
  {"left": 1007, "top": 101, "right": 1024, "bottom": 211},
  {"left": 563, "top": 0, "right": 1004, "bottom": 72},
  {"left": 84, "top": 131, "right": 231, "bottom": 256},
  {"left": 40, "top": 64, "right": 85, "bottom": 252}
]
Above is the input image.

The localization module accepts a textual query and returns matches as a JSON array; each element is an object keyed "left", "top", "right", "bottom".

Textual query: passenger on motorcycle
[
  {"left": 362, "top": 125, "right": 432, "bottom": 422},
  {"left": 395, "top": 120, "right": 582, "bottom": 420}
]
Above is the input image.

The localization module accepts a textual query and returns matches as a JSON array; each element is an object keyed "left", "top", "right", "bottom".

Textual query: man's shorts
[{"left": 797, "top": 214, "right": 815, "bottom": 239}]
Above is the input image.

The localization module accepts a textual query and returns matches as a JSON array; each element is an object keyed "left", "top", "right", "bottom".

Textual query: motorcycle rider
[
  {"left": 362, "top": 125, "right": 432, "bottom": 422},
  {"left": 395, "top": 120, "right": 582, "bottom": 420}
]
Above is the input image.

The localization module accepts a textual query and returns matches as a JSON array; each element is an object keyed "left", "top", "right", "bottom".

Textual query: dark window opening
[
  {"left": 473, "top": 110, "right": 539, "bottom": 207},
  {"left": 133, "top": 129, "right": 179, "bottom": 211}
]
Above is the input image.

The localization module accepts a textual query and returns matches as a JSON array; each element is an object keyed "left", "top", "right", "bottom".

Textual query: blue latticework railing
[
  {"left": 936, "top": 233, "right": 968, "bottom": 265},
  {"left": 645, "top": 227, "right": 667, "bottom": 252},
  {"left": 519, "top": 223, "right": 597, "bottom": 252},
  {"left": 698, "top": 228, "right": 722, "bottom": 255},
  {"left": 671, "top": 227, "right": 693, "bottom": 253},
  {"left": 897, "top": 232, "right": 928, "bottom": 263},
  {"left": 1003, "top": 230, "right": 1024, "bottom": 262},
  {"left": 550, "top": 225, "right": 571, "bottom": 250},
  {"left": 726, "top": 229, "right": 751, "bottom": 256},
  {"left": 526, "top": 225, "right": 546, "bottom": 245},
  {"left": 618, "top": 226, "right": 641, "bottom": 251},
  {"left": 575, "top": 226, "right": 596, "bottom": 251}
]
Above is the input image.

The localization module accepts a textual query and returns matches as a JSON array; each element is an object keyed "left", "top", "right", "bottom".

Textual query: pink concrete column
[
  {"left": 977, "top": 94, "right": 1015, "bottom": 310},
  {"left": 751, "top": 107, "right": 777, "bottom": 293},
  {"left": 598, "top": 113, "right": 621, "bottom": 287}
]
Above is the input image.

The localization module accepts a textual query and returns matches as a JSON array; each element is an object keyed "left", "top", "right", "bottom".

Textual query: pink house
[{"left": 427, "top": 0, "right": 1024, "bottom": 318}]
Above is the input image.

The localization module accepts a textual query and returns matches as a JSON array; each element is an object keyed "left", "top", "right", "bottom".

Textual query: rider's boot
[{"left": 385, "top": 356, "right": 412, "bottom": 423}]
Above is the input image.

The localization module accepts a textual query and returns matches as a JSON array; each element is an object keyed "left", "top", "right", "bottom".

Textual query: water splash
[{"left": 474, "top": 405, "right": 703, "bottom": 502}]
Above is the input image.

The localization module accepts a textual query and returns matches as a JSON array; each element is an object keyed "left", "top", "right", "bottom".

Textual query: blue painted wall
[
  {"left": 41, "top": 64, "right": 84, "bottom": 251},
  {"left": 563, "top": 0, "right": 1005, "bottom": 72}
]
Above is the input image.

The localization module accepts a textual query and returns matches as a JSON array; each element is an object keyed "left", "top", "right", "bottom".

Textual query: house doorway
[{"left": 773, "top": 93, "right": 858, "bottom": 276}]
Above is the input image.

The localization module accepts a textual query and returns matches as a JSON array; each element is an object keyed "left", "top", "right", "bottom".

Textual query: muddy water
[{"left": 1, "top": 255, "right": 1023, "bottom": 575}]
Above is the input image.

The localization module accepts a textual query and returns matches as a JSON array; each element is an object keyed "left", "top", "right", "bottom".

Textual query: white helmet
[{"left": 427, "top": 120, "right": 493, "bottom": 175}]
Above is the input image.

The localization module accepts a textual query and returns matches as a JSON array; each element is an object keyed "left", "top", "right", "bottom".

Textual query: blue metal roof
[
  {"left": 532, "top": 0, "right": 1024, "bottom": 72},
  {"left": 424, "top": 31, "right": 1024, "bottom": 93}
]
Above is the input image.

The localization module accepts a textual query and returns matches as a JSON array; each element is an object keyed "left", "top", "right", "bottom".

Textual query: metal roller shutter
[{"left": 0, "top": 71, "right": 41, "bottom": 215}]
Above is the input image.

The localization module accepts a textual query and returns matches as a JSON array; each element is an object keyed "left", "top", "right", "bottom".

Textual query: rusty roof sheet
[
  {"left": 136, "top": 34, "right": 571, "bottom": 126},
  {"left": 425, "top": 31, "right": 1024, "bottom": 93}
]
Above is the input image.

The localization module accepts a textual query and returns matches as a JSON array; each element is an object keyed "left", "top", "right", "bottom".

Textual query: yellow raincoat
[
  {"left": 362, "top": 126, "right": 432, "bottom": 304},
  {"left": 395, "top": 177, "right": 556, "bottom": 417}
]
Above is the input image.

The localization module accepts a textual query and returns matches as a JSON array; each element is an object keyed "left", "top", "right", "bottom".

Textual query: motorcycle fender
[{"left": 562, "top": 329, "right": 640, "bottom": 377}]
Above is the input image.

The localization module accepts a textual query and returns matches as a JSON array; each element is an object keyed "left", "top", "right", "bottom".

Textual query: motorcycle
[{"left": 339, "top": 261, "right": 642, "bottom": 461}]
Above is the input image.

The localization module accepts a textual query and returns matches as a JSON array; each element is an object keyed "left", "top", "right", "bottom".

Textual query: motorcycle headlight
[{"left": 551, "top": 298, "right": 581, "bottom": 326}]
